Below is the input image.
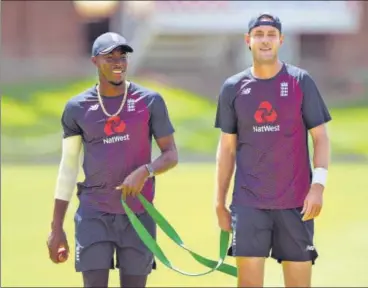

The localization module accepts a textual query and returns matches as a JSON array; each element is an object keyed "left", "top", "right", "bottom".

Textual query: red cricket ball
[{"left": 57, "top": 246, "right": 68, "bottom": 263}]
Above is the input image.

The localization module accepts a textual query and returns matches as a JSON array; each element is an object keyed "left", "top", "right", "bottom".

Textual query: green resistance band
[{"left": 121, "top": 194, "right": 237, "bottom": 278}]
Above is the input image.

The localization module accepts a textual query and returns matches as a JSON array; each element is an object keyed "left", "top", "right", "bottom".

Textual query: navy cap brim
[{"left": 98, "top": 43, "right": 134, "bottom": 55}]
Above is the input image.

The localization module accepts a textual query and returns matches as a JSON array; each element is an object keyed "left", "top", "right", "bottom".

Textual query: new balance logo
[
  {"left": 242, "top": 88, "right": 251, "bottom": 95},
  {"left": 239, "top": 79, "right": 254, "bottom": 95},
  {"left": 88, "top": 104, "right": 99, "bottom": 111},
  {"left": 127, "top": 99, "right": 135, "bottom": 112},
  {"left": 306, "top": 245, "right": 315, "bottom": 251},
  {"left": 75, "top": 240, "right": 84, "bottom": 263},
  {"left": 280, "top": 82, "right": 288, "bottom": 97}
]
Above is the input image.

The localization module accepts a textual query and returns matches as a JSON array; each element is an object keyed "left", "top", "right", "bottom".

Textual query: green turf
[
  {"left": 2, "top": 163, "right": 368, "bottom": 287},
  {"left": 2, "top": 78, "right": 368, "bottom": 160},
  {"left": 327, "top": 107, "right": 368, "bottom": 158}
]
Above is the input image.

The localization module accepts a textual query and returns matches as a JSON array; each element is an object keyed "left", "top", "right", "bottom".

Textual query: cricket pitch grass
[{"left": 2, "top": 162, "right": 368, "bottom": 287}]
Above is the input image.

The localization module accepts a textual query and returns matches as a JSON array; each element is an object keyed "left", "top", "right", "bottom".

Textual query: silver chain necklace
[{"left": 96, "top": 81, "right": 130, "bottom": 117}]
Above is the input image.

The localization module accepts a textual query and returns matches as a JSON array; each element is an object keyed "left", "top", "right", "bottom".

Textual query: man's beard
[{"left": 108, "top": 80, "right": 124, "bottom": 86}]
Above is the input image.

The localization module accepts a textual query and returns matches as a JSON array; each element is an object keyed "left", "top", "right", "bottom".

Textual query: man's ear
[
  {"left": 244, "top": 33, "right": 251, "bottom": 51},
  {"left": 279, "top": 33, "right": 284, "bottom": 46},
  {"left": 91, "top": 56, "right": 98, "bottom": 66}
]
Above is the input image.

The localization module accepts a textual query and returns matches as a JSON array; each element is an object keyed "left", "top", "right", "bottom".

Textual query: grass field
[
  {"left": 2, "top": 162, "right": 368, "bottom": 287},
  {"left": 2, "top": 77, "right": 368, "bottom": 161}
]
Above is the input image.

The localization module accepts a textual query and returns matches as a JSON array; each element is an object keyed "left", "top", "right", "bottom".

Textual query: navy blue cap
[
  {"left": 92, "top": 32, "right": 133, "bottom": 56},
  {"left": 248, "top": 13, "right": 282, "bottom": 34}
]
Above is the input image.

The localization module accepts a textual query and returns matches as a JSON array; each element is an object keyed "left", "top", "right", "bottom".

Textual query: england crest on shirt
[
  {"left": 127, "top": 99, "right": 136, "bottom": 112},
  {"left": 239, "top": 79, "right": 254, "bottom": 96},
  {"left": 280, "top": 82, "right": 288, "bottom": 97}
]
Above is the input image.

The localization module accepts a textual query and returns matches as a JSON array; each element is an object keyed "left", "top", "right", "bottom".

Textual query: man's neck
[
  {"left": 98, "top": 79, "right": 127, "bottom": 97},
  {"left": 252, "top": 60, "right": 283, "bottom": 80}
]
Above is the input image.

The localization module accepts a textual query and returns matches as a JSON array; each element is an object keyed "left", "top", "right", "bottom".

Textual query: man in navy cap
[
  {"left": 47, "top": 32, "right": 178, "bottom": 287},
  {"left": 214, "top": 14, "right": 331, "bottom": 287}
]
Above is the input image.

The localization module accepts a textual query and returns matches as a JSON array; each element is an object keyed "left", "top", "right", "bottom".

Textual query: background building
[{"left": 2, "top": 1, "right": 367, "bottom": 104}]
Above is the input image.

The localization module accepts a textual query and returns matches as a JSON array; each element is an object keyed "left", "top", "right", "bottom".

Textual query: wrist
[
  {"left": 144, "top": 163, "right": 154, "bottom": 178},
  {"left": 215, "top": 202, "right": 227, "bottom": 210},
  {"left": 311, "top": 167, "right": 328, "bottom": 187},
  {"left": 51, "top": 221, "right": 64, "bottom": 231},
  {"left": 311, "top": 183, "right": 324, "bottom": 192}
]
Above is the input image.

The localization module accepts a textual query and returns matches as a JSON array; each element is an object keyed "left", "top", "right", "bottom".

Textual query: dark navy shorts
[
  {"left": 74, "top": 206, "right": 156, "bottom": 275},
  {"left": 228, "top": 206, "right": 318, "bottom": 264}
]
